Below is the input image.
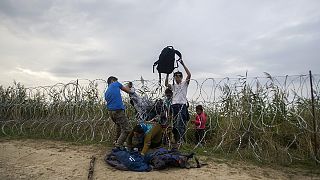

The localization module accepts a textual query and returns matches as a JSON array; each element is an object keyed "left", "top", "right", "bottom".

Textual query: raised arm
[
  {"left": 121, "top": 86, "right": 133, "bottom": 94},
  {"left": 180, "top": 59, "right": 191, "bottom": 84}
]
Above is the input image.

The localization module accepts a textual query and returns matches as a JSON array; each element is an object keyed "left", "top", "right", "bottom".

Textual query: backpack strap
[
  {"left": 175, "top": 60, "right": 179, "bottom": 69},
  {"left": 175, "top": 50, "right": 182, "bottom": 59},
  {"left": 174, "top": 50, "right": 182, "bottom": 69},
  {"left": 153, "top": 60, "right": 159, "bottom": 73},
  {"left": 183, "top": 153, "right": 208, "bottom": 169},
  {"left": 194, "top": 156, "right": 201, "bottom": 168}
]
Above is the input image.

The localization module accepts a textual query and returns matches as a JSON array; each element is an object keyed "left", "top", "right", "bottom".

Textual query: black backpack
[
  {"left": 153, "top": 46, "right": 182, "bottom": 84},
  {"left": 144, "top": 148, "right": 204, "bottom": 170}
]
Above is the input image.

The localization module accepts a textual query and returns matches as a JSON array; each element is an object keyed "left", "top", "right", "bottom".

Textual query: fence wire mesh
[{"left": 0, "top": 73, "right": 319, "bottom": 164}]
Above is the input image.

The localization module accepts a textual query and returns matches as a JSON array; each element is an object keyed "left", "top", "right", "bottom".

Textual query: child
[
  {"left": 104, "top": 76, "right": 133, "bottom": 148},
  {"left": 161, "top": 88, "right": 173, "bottom": 145},
  {"left": 164, "top": 88, "right": 173, "bottom": 114},
  {"left": 151, "top": 88, "right": 172, "bottom": 126},
  {"left": 191, "top": 105, "right": 207, "bottom": 146}
]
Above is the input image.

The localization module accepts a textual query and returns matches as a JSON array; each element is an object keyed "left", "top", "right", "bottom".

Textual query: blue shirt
[{"left": 105, "top": 81, "right": 125, "bottom": 110}]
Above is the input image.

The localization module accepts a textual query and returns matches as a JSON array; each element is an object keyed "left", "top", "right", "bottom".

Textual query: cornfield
[{"left": 0, "top": 73, "right": 319, "bottom": 165}]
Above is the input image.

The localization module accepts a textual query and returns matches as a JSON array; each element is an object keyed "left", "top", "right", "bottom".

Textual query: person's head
[
  {"left": 154, "top": 99, "right": 164, "bottom": 115},
  {"left": 196, "top": 105, "right": 203, "bottom": 115},
  {"left": 173, "top": 71, "right": 183, "bottom": 84},
  {"left": 132, "top": 124, "right": 145, "bottom": 137},
  {"left": 107, "top": 76, "right": 118, "bottom": 85},
  {"left": 164, "top": 88, "right": 173, "bottom": 98},
  {"left": 127, "top": 81, "right": 133, "bottom": 88},
  {"left": 132, "top": 124, "right": 145, "bottom": 150}
]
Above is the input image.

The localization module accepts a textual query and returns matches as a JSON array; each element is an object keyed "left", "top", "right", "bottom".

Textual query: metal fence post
[{"left": 309, "top": 70, "right": 318, "bottom": 162}]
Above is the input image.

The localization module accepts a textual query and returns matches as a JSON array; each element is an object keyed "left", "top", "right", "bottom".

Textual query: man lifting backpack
[{"left": 153, "top": 46, "right": 192, "bottom": 149}]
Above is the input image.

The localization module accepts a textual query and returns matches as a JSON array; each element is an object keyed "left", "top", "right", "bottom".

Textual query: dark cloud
[
  {"left": 241, "top": 19, "right": 320, "bottom": 75},
  {"left": 0, "top": 1, "right": 52, "bottom": 18},
  {"left": 50, "top": 58, "right": 111, "bottom": 77},
  {"left": 0, "top": 0, "right": 320, "bottom": 87}
]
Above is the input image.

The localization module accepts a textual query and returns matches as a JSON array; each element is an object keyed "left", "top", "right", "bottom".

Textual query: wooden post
[
  {"left": 88, "top": 155, "right": 96, "bottom": 180},
  {"left": 309, "top": 70, "right": 318, "bottom": 161},
  {"left": 73, "top": 79, "right": 79, "bottom": 121},
  {"left": 75, "top": 79, "right": 79, "bottom": 103}
]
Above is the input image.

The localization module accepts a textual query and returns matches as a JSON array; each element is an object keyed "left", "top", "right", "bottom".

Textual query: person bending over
[{"left": 127, "top": 122, "right": 163, "bottom": 155}]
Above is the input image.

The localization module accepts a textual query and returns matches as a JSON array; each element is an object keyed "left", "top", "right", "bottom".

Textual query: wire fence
[{"left": 0, "top": 72, "right": 319, "bottom": 165}]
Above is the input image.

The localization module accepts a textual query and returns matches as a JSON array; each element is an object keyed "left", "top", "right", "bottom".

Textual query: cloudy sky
[{"left": 0, "top": 0, "right": 319, "bottom": 87}]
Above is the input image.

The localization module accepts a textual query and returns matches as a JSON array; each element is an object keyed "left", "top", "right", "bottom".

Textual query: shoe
[{"left": 112, "top": 146, "right": 126, "bottom": 151}]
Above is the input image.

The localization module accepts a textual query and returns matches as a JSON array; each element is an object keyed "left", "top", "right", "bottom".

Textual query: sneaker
[{"left": 112, "top": 146, "right": 126, "bottom": 151}]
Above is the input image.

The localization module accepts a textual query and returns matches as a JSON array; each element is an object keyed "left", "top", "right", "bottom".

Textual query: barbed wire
[{"left": 0, "top": 74, "right": 319, "bottom": 164}]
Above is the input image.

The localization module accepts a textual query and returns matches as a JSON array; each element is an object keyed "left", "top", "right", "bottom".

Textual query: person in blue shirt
[{"left": 105, "top": 76, "right": 132, "bottom": 148}]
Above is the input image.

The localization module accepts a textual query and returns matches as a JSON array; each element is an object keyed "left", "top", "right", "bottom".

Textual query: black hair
[
  {"left": 107, "top": 76, "right": 118, "bottom": 85},
  {"left": 173, "top": 71, "right": 183, "bottom": 78},
  {"left": 132, "top": 124, "right": 144, "bottom": 134},
  {"left": 165, "top": 88, "right": 173, "bottom": 95},
  {"left": 196, "top": 105, "right": 203, "bottom": 111},
  {"left": 128, "top": 81, "right": 133, "bottom": 86},
  {"left": 154, "top": 99, "right": 164, "bottom": 115}
]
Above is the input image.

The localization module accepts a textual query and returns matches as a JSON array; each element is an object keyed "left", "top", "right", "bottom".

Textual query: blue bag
[{"left": 105, "top": 148, "right": 151, "bottom": 172}]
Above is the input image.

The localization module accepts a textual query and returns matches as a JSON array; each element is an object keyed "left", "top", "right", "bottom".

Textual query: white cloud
[{"left": 14, "top": 67, "right": 58, "bottom": 81}]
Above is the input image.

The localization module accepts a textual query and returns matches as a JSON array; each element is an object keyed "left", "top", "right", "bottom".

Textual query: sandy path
[{"left": 0, "top": 138, "right": 319, "bottom": 180}]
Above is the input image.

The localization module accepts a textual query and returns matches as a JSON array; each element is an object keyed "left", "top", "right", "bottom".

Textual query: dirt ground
[{"left": 0, "top": 138, "right": 319, "bottom": 180}]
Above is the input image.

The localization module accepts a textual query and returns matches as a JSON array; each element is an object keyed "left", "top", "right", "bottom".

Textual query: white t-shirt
[{"left": 171, "top": 81, "right": 189, "bottom": 105}]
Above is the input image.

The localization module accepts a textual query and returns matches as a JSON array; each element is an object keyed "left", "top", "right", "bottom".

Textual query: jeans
[{"left": 170, "top": 104, "right": 189, "bottom": 143}]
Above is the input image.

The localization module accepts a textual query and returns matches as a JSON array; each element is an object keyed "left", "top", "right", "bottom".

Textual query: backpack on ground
[
  {"left": 105, "top": 148, "right": 151, "bottom": 172},
  {"left": 144, "top": 147, "right": 201, "bottom": 170},
  {"left": 153, "top": 46, "right": 182, "bottom": 84}
]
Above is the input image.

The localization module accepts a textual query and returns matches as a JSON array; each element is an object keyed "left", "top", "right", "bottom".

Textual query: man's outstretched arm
[
  {"left": 121, "top": 86, "right": 133, "bottom": 94},
  {"left": 180, "top": 59, "right": 191, "bottom": 84}
]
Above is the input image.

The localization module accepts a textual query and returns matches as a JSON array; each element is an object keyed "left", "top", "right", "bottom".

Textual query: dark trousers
[
  {"left": 195, "top": 129, "right": 205, "bottom": 144},
  {"left": 170, "top": 104, "right": 189, "bottom": 143}
]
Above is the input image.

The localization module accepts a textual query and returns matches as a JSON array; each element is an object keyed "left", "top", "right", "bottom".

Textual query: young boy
[
  {"left": 104, "top": 76, "right": 133, "bottom": 148},
  {"left": 164, "top": 88, "right": 173, "bottom": 114},
  {"left": 127, "top": 122, "right": 163, "bottom": 155},
  {"left": 165, "top": 59, "right": 191, "bottom": 147},
  {"left": 150, "top": 88, "right": 172, "bottom": 127},
  {"left": 191, "top": 105, "right": 207, "bottom": 146},
  {"left": 161, "top": 88, "right": 173, "bottom": 145}
]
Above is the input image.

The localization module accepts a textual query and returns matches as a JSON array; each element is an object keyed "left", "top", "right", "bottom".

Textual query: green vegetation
[{"left": 0, "top": 75, "right": 319, "bottom": 167}]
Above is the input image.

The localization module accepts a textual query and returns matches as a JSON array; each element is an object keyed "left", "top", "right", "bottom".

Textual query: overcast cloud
[{"left": 0, "top": 0, "right": 319, "bottom": 87}]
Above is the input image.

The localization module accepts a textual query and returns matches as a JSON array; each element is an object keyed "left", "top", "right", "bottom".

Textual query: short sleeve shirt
[
  {"left": 171, "top": 81, "right": 188, "bottom": 105},
  {"left": 105, "top": 81, "right": 125, "bottom": 110}
]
